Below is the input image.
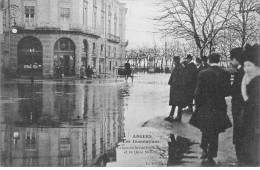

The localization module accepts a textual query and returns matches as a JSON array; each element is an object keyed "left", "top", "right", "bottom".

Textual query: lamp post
[{"left": 1, "top": 1, "right": 20, "bottom": 78}]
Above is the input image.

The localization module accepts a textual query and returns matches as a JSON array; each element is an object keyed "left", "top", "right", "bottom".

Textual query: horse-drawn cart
[{"left": 116, "top": 64, "right": 134, "bottom": 82}]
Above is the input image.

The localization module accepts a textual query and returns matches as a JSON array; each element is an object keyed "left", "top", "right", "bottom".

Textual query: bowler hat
[
  {"left": 230, "top": 47, "right": 243, "bottom": 64},
  {"left": 185, "top": 54, "right": 193, "bottom": 60},
  {"left": 208, "top": 53, "right": 221, "bottom": 63},
  {"left": 173, "top": 56, "right": 180, "bottom": 62},
  {"left": 201, "top": 56, "right": 208, "bottom": 61},
  {"left": 242, "top": 44, "right": 260, "bottom": 66},
  {"left": 196, "top": 57, "right": 202, "bottom": 63}
]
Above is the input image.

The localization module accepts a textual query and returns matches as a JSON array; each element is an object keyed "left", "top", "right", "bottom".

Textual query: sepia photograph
[{"left": 0, "top": 0, "right": 259, "bottom": 167}]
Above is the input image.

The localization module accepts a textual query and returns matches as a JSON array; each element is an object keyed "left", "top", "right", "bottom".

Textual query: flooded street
[{"left": 0, "top": 74, "right": 236, "bottom": 167}]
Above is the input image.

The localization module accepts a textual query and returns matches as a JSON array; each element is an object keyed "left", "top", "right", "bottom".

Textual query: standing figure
[
  {"left": 230, "top": 47, "right": 245, "bottom": 164},
  {"left": 201, "top": 56, "right": 209, "bottom": 70},
  {"left": 165, "top": 56, "right": 187, "bottom": 122},
  {"left": 184, "top": 54, "right": 197, "bottom": 113},
  {"left": 190, "top": 53, "right": 232, "bottom": 166},
  {"left": 80, "top": 65, "right": 85, "bottom": 79},
  {"left": 240, "top": 44, "right": 260, "bottom": 166},
  {"left": 86, "top": 65, "right": 91, "bottom": 78},
  {"left": 124, "top": 63, "right": 132, "bottom": 82}
]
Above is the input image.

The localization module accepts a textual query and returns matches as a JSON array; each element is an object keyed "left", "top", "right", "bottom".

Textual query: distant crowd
[{"left": 166, "top": 43, "right": 260, "bottom": 166}]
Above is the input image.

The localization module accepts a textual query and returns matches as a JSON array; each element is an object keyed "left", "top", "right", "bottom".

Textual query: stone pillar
[
  {"left": 75, "top": 36, "right": 83, "bottom": 77},
  {"left": 41, "top": 34, "right": 54, "bottom": 78}
]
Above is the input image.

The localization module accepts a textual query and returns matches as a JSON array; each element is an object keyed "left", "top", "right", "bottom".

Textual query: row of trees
[
  {"left": 125, "top": 40, "right": 198, "bottom": 72},
  {"left": 155, "top": 0, "right": 260, "bottom": 57}
]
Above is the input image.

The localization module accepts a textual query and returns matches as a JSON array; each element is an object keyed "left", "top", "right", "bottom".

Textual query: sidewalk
[{"left": 130, "top": 97, "right": 237, "bottom": 167}]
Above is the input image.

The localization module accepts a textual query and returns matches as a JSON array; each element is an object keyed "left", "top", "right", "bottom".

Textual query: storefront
[
  {"left": 54, "top": 38, "right": 76, "bottom": 77},
  {"left": 17, "top": 36, "right": 43, "bottom": 77}
]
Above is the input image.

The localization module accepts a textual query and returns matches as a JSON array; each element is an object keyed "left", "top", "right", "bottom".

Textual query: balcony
[
  {"left": 17, "top": 22, "right": 101, "bottom": 38},
  {"left": 107, "top": 33, "right": 120, "bottom": 43}
]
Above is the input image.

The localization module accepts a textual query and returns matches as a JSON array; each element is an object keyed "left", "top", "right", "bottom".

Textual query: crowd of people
[
  {"left": 166, "top": 43, "right": 260, "bottom": 166},
  {"left": 80, "top": 65, "right": 96, "bottom": 79}
]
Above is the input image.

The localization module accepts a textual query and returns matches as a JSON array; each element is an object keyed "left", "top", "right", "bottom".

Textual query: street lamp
[
  {"left": 11, "top": 19, "right": 18, "bottom": 34},
  {"left": 13, "top": 131, "right": 20, "bottom": 144}
]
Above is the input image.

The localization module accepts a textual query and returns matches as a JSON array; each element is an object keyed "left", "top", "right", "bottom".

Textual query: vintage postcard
[{"left": 0, "top": 0, "right": 259, "bottom": 167}]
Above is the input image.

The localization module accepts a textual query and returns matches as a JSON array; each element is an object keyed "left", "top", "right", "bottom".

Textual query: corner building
[{"left": 2, "top": 0, "right": 127, "bottom": 78}]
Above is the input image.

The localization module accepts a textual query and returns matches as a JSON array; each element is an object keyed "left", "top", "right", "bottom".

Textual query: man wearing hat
[
  {"left": 201, "top": 56, "right": 209, "bottom": 70},
  {"left": 165, "top": 56, "right": 187, "bottom": 122},
  {"left": 190, "top": 53, "right": 232, "bottom": 166},
  {"left": 184, "top": 54, "right": 197, "bottom": 113},
  {"left": 196, "top": 57, "right": 203, "bottom": 73},
  {"left": 229, "top": 47, "right": 245, "bottom": 164}
]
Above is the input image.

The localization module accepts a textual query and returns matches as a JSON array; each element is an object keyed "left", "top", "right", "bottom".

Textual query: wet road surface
[{"left": 0, "top": 73, "right": 236, "bottom": 167}]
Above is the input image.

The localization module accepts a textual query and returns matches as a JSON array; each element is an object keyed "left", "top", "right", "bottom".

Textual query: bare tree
[
  {"left": 155, "top": 0, "right": 234, "bottom": 57},
  {"left": 229, "top": 0, "right": 259, "bottom": 47}
]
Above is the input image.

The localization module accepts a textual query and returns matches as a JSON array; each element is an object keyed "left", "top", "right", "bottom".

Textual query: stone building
[
  {"left": 1, "top": 0, "right": 127, "bottom": 78},
  {"left": 0, "top": 4, "right": 4, "bottom": 80}
]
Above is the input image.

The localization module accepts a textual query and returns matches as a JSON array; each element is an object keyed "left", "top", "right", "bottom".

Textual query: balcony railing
[
  {"left": 19, "top": 22, "right": 101, "bottom": 37},
  {"left": 107, "top": 33, "right": 120, "bottom": 43}
]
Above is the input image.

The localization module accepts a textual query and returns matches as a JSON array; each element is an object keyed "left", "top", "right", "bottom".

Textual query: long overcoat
[
  {"left": 184, "top": 62, "right": 197, "bottom": 102},
  {"left": 189, "top": 66, "right": 232, "bottom": 135},
  {"left": 230, "top": 67, "right": 245, "bottom": 144},
  {"left": 168, "top": 64, "right": 187, "bottom": 107},
  {"left": 241, "top": 75, "right": 260, "bottom": 166}
]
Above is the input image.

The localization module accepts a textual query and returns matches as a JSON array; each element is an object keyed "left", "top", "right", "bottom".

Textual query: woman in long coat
[
  {"left": 165, "top": 56, "right": 187, "bottom": 122},
  {"left": 240, "top": 44, "right": 260, "bottom": 166}
]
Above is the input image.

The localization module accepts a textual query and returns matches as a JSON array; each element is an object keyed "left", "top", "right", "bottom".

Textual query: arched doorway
[
  {"left": 54, "top": 38, "right": 76, "bottom": 77},
  {"left": 17, "top": 36, "right": 43, "bottom": 76}
]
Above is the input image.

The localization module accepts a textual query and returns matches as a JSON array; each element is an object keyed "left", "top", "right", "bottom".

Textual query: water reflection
[
  {"left": 167, "top": 134, "right": 196, "bottom": 166},
  {"left": 0, "top": 81, "right": 126, "bottom": 167}
]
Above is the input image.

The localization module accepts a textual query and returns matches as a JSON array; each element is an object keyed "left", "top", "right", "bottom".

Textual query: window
[
  {"left": 114, "top": 20, "right": 117, "bottom": 35},
  {"left": 24, "top": 6, "right": 35, "bottom": 23},
  {"left": 101, "top": 0, "right": 105, "bottom": 11},
  {"left": 109, "top": 61, "right": 112, "bottom": 71},
  {"left": 108, "top": 46, "right": 111, "bottom": 57},
  {"left": 114, "top": 47, "right": 116, "bottom": 58},
  {"left": 60, "top": 7, "right": 70, "bottom": 22},
  {"left": 83, "top": 1, "right": 88, "bottom": 25},
  {"left": 3, "top": 10, "right": 7, "bottom": 27},
  {"left": 101, "top": 12, "right": 105, "bottom": 34},
  {"left": 101, "top": 44, "right": 104, "bottom": 54},
  {"left": 108, "top": 5, "right": 111, "bottom": 15},
  {"left": 93, "top": 43, "right": 96, "bottom": 55},
  {"left": 108, "top": 17, "right": 111, "bottom": 34},
  {"left": 114, "top": 11, "right": 117, "bottom": 35},
  {"left": 93, "top": 7, "right": 97, "bottom": 28}
]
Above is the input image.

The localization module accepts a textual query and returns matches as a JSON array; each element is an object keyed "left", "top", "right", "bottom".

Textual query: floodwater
[{"left": 0, "top": 74, "right": 215, "bottom": 167}]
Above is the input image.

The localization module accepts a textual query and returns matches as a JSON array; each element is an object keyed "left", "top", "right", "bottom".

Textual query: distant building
[
  {"left": 0, "top": 5, "right": 4, "bottom": 80},
  {"left": 1, "top": 0, "right": 127, "bottom": 78}
]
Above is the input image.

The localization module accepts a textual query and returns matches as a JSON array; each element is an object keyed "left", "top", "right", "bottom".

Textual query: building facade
[
  {"left": 1, "top": 0, "right": 127, "bottom": 78},
  {"left": 0, "top": 2, "right": 4, "bottom": 80}
]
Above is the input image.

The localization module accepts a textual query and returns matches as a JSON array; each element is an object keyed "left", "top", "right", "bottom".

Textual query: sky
[{"left": 119, "top": 0, "right": 163, "bottom": 49}]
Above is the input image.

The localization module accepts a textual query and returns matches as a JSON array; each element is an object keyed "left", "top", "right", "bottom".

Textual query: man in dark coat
[
  {"left": 230, "top": 47, "right": 245, "bottom": 163},
  {"left": 196, "top": 57, "right": 203, "bottom": 74},
  {"left": 184, "top": 54, "right": 197, "bottom": 113},
  {"left": 190, "top": 53, "right": 232, "bottom": 166},
  {"left": 165, "top": 56, "right": 187, "bottom": 122},
  {"left": 201, "top": 56, "right": 209, "bottom": 70}
]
